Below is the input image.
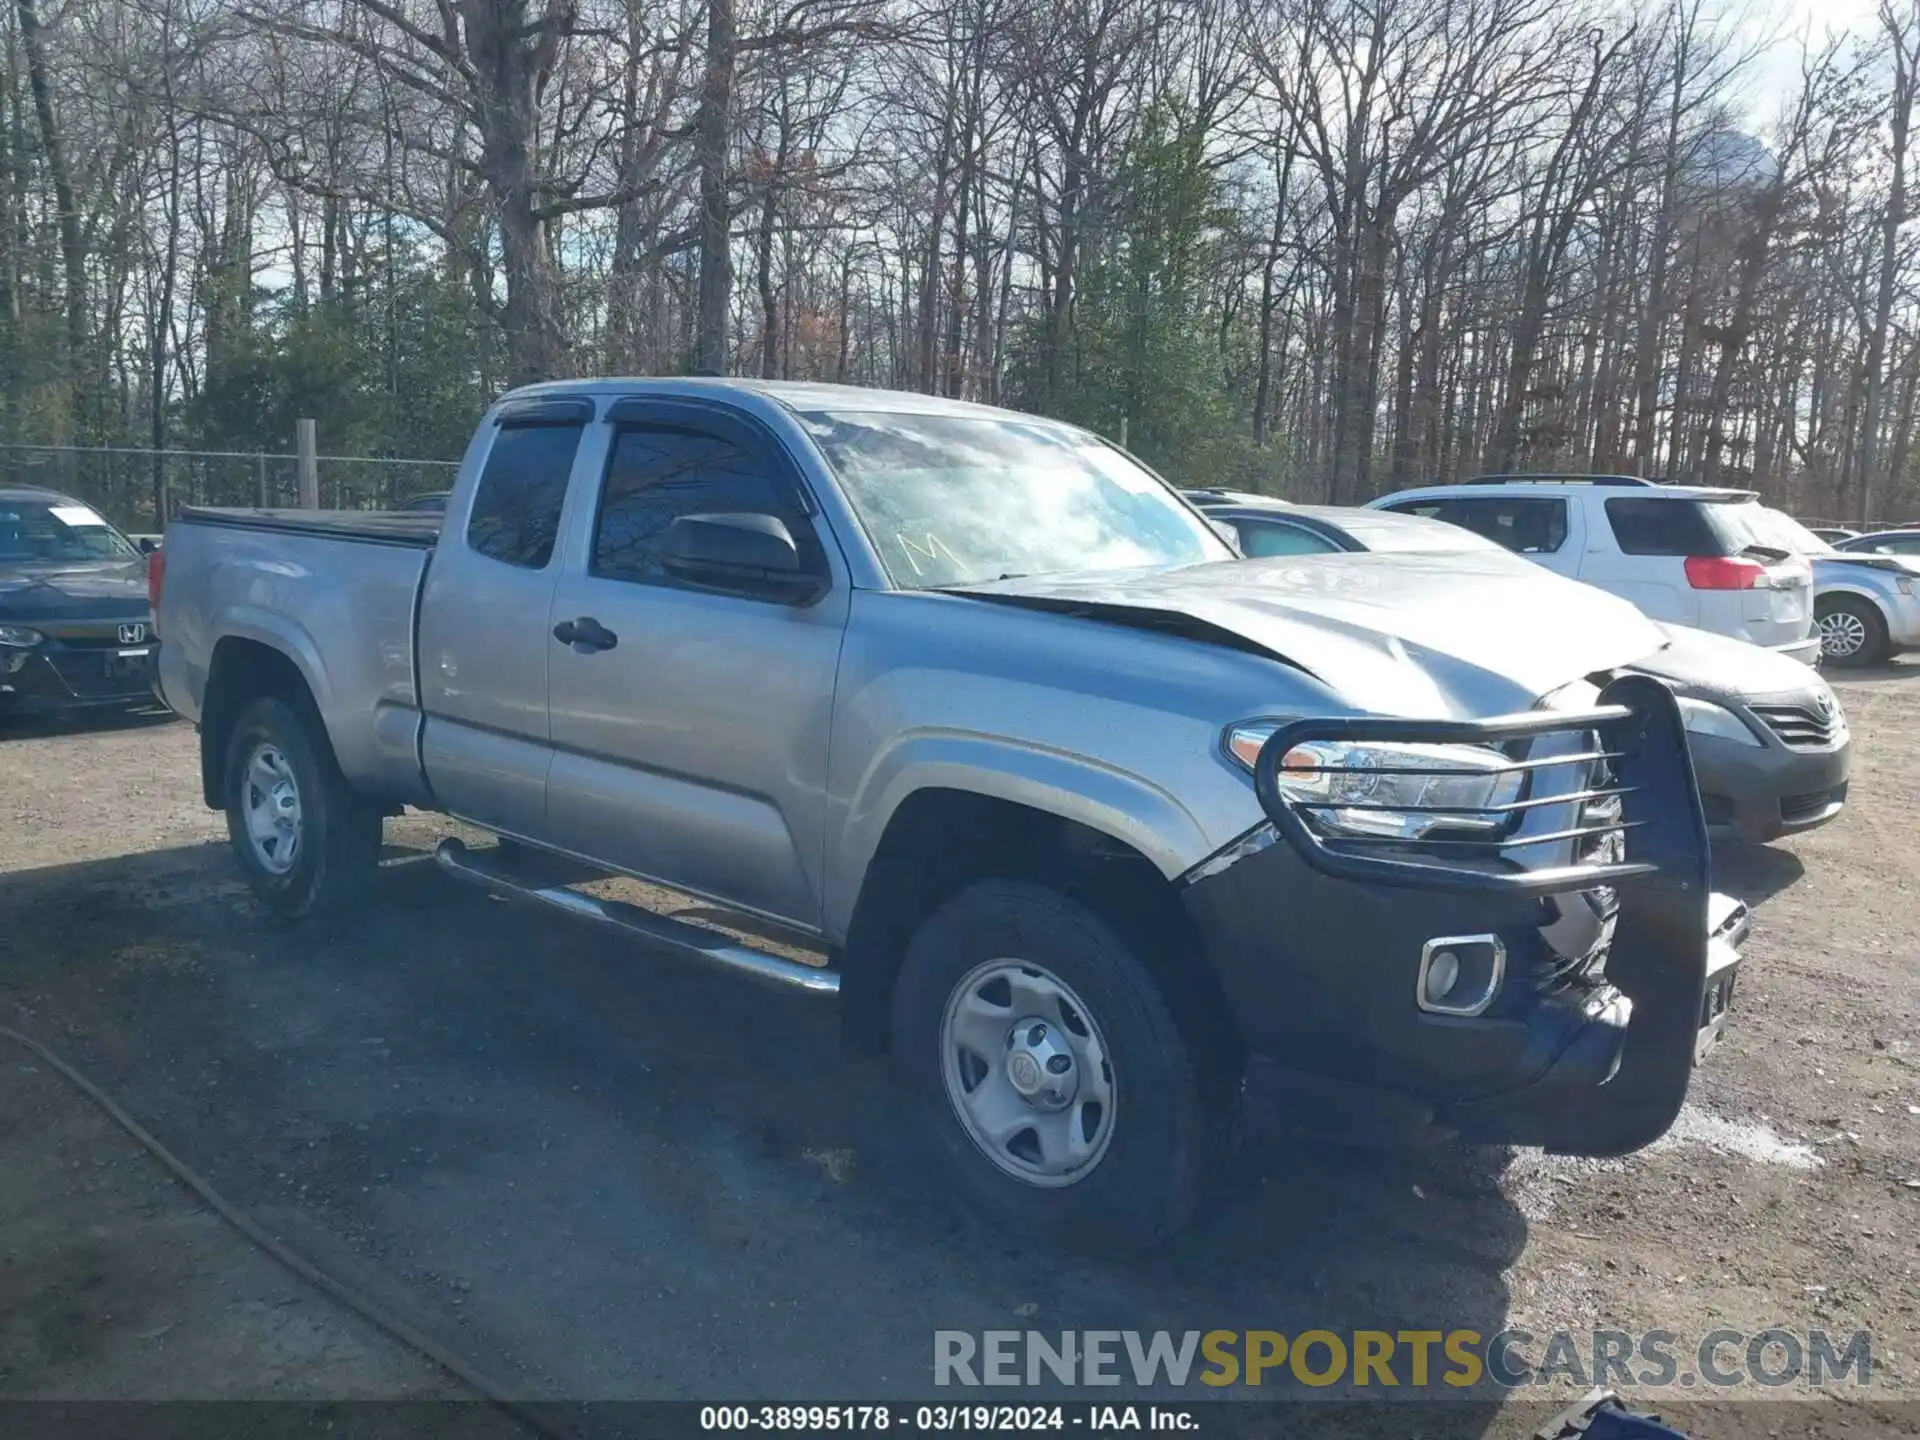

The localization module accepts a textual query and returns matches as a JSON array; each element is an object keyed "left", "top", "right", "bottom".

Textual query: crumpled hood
[
  {"left": 1637, "top": 622, "right": 1825, "bottom": 700},
  {"left": 0, "top": 561, "right": 149, "bottom": 621},
  {"left": 956, "top": 550, "right": 1670, "bottom": 716}
]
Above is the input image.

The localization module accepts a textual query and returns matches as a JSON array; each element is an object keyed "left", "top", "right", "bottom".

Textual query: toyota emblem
[{"left": 118, "top": 622, "right": 147, "bottom": 645}]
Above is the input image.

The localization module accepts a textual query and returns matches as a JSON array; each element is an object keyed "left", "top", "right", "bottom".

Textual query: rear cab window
[{"left": 466, "top": 421, "right": 586, "bottom": 569}]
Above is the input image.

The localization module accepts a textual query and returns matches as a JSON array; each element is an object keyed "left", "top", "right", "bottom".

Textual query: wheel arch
[
  {"left": 836, "top": 786, "right": 1239, "bottom": 1077},
  {"left": 199, "top": 634, "right": 333, "bottom": 809},
  {"left": 1816, "top": 578, "right": 1892, "bottom": 610},
  {"left": 1814, "top": 587, "right": 1891, "bottom": 663}
]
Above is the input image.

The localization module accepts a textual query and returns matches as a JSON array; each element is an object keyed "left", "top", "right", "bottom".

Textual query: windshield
[
  {"left": 0, "top": 498, "right": 139, "bottom": 564},
  {"left": 798, "top": 410, "right": 1231, "bottom": 589}
]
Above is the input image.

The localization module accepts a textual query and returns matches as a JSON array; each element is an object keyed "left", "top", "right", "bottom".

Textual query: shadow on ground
[
  {"left": 0, "top": 837, "right": 1524, "bottom": 1427},
  {"left": 1709, "top": 842, "right": 1806, "bottom": 907},
  {"left": 0, "top": 704, "right": 176, "bottom": 742},
  {"left": 1825, "top": 655, "right": 1920, "bottom": 686}
]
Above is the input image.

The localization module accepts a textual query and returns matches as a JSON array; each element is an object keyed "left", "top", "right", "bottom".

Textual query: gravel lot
[{"left": 2, "top": 670, "right": 1918, "bottom": 1435}]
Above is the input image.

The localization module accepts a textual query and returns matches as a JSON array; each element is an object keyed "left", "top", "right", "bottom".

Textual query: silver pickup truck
[{"left": 153, "top": 378, "right": 1748, "bottom": 1243}]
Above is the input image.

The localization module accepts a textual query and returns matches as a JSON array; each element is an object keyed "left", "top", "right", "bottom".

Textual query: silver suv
[{"left": 1368, "top": 477, "right": 1819, "bottom": 665}]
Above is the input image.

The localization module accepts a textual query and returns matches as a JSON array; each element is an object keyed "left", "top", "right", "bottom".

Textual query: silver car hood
[
  {"left": 1637, "top": 622, "right": 1825, "bottom": 701},
  {"left": 956, "top": 551, "right": 1669, "bottom": 717}
]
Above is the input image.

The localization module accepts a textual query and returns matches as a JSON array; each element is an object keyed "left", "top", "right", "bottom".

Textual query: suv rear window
[{"left": 1604, "top": 497, "right": 1767, "bottom": 557}]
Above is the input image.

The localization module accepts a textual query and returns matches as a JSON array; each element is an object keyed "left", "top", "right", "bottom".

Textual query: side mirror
[
  {"left": 134, "top": 536, "right": 162, "bottom": 555},
  {"left": 660, "top": 512, "right": 824, "bottom": 603}
]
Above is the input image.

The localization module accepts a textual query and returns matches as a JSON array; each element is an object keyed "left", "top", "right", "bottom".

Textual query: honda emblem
[{"left": 118, "top": 622, "right": 147, "bottom": 645}]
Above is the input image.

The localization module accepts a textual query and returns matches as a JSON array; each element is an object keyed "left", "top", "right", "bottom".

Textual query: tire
[
  {"left": 224, "top": 695, "right": 382, "bottom": 917},
  {"left": 890, "top": 879, "right": 1217, "bottom": 1247},
  {"left": 1815, "top": 594, "right": 1890, "bottom": 666}
]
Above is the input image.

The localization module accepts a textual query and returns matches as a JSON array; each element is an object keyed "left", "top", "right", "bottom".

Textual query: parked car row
[{"left": 1186, "top": 494, "right": 1850, "bottom": 845}]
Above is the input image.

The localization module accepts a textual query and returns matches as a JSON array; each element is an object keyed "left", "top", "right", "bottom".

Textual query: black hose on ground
[{"left": 0, "top": 1023, "right": 575, "bottom": 1440}]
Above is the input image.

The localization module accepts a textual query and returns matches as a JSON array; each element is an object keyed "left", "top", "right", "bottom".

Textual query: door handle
[{"left": 553, "top": 616, "right": 618, "bottom": 652}]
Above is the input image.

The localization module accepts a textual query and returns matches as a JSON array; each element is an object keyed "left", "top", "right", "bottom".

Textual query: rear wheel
[
  {"left": 1815, "top": 594, "right": 1889, "bottom": 666},
  {"left": 890, "top": 879, "right": 1216, "bottom": 1247},
  {"left": 224, "top": 696, "right": 381, "bottom": 917}
]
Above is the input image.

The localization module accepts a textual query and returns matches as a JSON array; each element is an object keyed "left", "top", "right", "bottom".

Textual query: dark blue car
[{"left": 0, "top": 487, "right": 157, "bottom": 717}]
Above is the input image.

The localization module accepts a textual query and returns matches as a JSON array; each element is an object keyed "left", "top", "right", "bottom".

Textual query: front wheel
[
  {"left": 890, "top": 880, "right": 1217, "bottom": 1247},
  {"left": 1815, "top": 594, "right": 1890, "bottom": 666},
  {"left": 224, "top": 696, "right": 382, "bottom": 917}
]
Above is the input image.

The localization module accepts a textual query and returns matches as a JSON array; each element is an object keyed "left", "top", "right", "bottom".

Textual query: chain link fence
[{"left": 0, "top": 443, "right": 461, "bottom": 534}]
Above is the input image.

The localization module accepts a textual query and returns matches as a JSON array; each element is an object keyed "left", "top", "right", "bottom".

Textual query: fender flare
[
  {"left": 1815, "top": 578, "right": 1891, "bottom": 613},
  {"left": 198, "top": 610, "right": 335, "bottom": 808},
  {"left": 826, "top": 728, "right": 1213, "bottom": 940},
  {"left": 209, "top": 606, "right": 335, "bottom": 715}
]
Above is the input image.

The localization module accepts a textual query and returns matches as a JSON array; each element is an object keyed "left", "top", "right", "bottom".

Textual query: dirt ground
[{"left": 1, "top": 671, "right": 1918, "bottom": 1436}]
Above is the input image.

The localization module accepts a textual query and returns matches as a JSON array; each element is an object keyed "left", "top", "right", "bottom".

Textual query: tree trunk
[
  {"left": 17, "top": 0, "right": 85, "bottom": 428},
  {"left": 1859, "top": 11, "right": 1916, "bottom": 523},
  {"left": 695, "top": 0, "right": 736, "bottom": 374}
]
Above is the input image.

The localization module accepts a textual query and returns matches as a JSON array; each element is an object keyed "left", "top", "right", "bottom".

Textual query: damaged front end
[{"left": 1183, "top": 674, "right": 1746, "bottom": 1156}]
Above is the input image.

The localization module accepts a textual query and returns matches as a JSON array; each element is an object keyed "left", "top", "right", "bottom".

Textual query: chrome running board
[{"left": 434, "top": 838, "right": 840, "bottom": 996}]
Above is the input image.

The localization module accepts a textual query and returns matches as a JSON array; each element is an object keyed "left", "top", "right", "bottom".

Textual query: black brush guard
[{"left": 1250, "top": 674, "right": 1714, "bottom": 1155}]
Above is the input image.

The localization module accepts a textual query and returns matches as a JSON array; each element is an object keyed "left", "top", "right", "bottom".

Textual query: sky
[{"left": 1750, "top": 0, "right": 1885, "bottom": 115}]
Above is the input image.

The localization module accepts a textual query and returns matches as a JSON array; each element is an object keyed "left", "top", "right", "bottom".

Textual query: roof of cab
[
  {"left": 495, "top": 376, "right": 1046, "bottom": 423},
  {"left": 0, "top": 485, "right": 77, "bottom": 504}
]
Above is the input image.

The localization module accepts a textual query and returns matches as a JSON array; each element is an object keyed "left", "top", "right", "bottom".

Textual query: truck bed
[
  {"left": 177, "top": 507, "right": 440, "bottom": 547},
  {"left": 157, "top": 508, "right": 436, "bottom": 808}
]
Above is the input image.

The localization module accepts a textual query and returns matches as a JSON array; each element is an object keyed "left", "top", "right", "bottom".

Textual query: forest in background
[{"left": 6, "top": 0, "right": 1920, "bottom": 523}]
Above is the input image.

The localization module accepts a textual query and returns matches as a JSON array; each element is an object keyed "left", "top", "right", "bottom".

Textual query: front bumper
[
  {"left": 1182, "top": 677, "right": 1740, "bottom": 1156},
  {"left": 1691, "top": 730, "right": 1849, "bottom": 843},
  {"left": 0, "top": 639, "right": 157, "bottom": 715},
  {"left": 1883, "top": 589, "right": 1920, "bottom": 649}
]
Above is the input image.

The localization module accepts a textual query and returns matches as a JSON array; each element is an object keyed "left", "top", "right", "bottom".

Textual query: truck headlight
[
  {"left": 1225, "top": 724, "right": 1524, "bottom": 839},
  {"left": 0, "top": 624, "right": 44, "bottom": 647},
  {"left": 1675, "top": 696, "right": 1762, "bottom": 747}
]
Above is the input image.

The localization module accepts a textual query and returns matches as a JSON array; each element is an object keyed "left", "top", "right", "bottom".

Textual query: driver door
[{"left": 543, "top": 403, "right": 849, "bottom": 930}]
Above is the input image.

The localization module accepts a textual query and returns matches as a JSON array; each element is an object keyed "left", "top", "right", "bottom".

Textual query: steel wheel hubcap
[
  {"left": 1818, "top": 611, "right": 1866, "bottom": 658},
  {"left": 940, "top": 960, "right": 1116, "bottom": 1188},
  {"left": 242, "top": 743, "right": 303, "bottom": 875}
]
